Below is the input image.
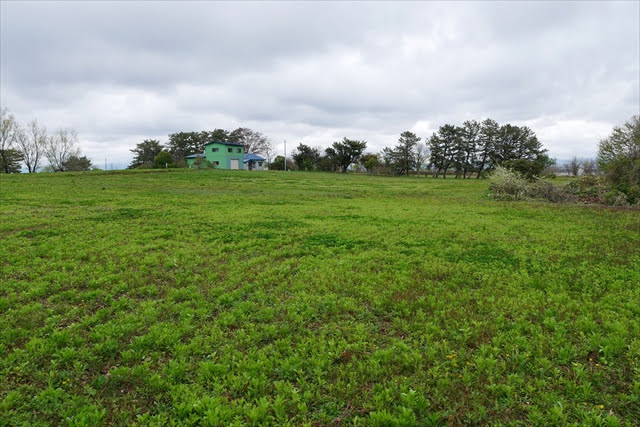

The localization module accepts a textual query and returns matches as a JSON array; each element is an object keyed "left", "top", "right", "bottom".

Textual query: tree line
[
  {"left": 272, "top": 138, "right": 368, "bottom": 173},
  {"left": 128, "top": 128, "right": 274, "bottom": 169},
  {"left": 0, "top": 108, "right": 91, "bottom": 173},
  {"left": 128, "top": 119, "right": 551, "bottom": 177},
  {"left": 278, "top": 119, "right": 552, "bottom": 179},
  {"left": 2, "top": 107, "right": 574, "bottom": 179}
]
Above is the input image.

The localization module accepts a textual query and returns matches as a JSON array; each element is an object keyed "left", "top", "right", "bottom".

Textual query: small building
[
  {"left": 243, "top": 153, "right": 266, "bottom": 171},
  {"left": 185, "top": 141, "right": 245, "bottom": 170}
]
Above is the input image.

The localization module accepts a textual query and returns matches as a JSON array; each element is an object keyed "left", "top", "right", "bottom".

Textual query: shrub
[
  {"left": 526, "top": 180, "right": 567, "bottom": 203},
  {"left": 603, "top": 190, "right": 630, "bottom": 206},
  {"left": 597, "top": 115, "right": 640, "bottom": 203},
  {"left": 562, "top": 175, "right": 622, "bottom": 205},
  {"left": 489, "top": 168, "right": 635, "bottom": 207},
  {"left": 488, "top": 167, "right": 529, "bottom": 200},
  {"left": 564, "top": 175, "right": 602, "bottom": 198},
  {"left": 153, "top": 151, "right": 176, "bottom": 169},
  {"left": 191, "top": 157, "right": 213, "bottom": 170},
  {"left": 625, "top": 185, "right": 640, "bottom": 205},
  {"left": 503, "top": 154, "right": 555, "bottom": 180}
]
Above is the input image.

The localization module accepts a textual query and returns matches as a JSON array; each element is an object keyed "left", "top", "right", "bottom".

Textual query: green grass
[{"left": 1, "top": 169, "right": 639, "bottom": 426}]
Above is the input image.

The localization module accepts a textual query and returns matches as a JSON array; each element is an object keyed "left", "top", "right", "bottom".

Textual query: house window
[
  {"left": 228, "top": 148, "right": 232, "bottom": 153},
  {"left": 213, "top": 161, "right": 219, "bottom": 166},
  {"left": 258, "top": 162, "right": 263, "bottom": 166},
  {"left": 237, "top": 148, "right": 242, "bottom": 153},
  {"left": 212, "top": 147, "right": 219, "bottom": 152}
]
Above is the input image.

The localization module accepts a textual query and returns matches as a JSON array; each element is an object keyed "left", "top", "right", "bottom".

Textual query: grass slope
[{"left": 1, "top": 169, "right": 639, "bottom": 426}]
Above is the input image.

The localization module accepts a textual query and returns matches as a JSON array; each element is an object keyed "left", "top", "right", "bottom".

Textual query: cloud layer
[{"left": 2, "top": 1, "right": 638, "bottom": 167}]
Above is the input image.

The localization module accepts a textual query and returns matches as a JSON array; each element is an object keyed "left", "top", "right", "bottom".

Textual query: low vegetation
[
  {"left": 1, "top": 169, "right": 639, "bottom": 425},
  {"left": 490, "top": 116, "right": 640, "bottom": 207},
  {"left": 489, "top": 168, "right": 637, "bottom": 207}
]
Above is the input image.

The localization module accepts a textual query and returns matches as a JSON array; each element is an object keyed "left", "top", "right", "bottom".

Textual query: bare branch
[
  {"left": 0, "top": 108, "right": 17, "bottom": 152},
  {"left": 15, "top": 119, "right": 47, "bottom": 173},
  {"left": 46, "top": 128, "right": 80, "bottom": 172}
]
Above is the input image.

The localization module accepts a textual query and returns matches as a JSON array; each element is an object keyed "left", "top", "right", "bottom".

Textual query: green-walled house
[{"left": 185, "top": 141, "right": 245, "bottom": 170}]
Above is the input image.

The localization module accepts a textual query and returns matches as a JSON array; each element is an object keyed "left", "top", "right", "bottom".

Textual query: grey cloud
[{"left": 1, "top": 1, "right": 638, "bottom": 167}]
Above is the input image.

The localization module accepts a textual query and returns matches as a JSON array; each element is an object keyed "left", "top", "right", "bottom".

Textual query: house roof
[
  {"left": 243, "top": 153, "right": 266, "bottom": 163},
  {"left": 204, "top": 141, "right": 244, "bottom": 147},
  {"left": 185, "top": 153, "right": 206, "bottom": 158}
]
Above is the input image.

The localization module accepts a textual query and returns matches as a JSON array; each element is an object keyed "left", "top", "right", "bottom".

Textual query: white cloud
[{"left": 528, "top": 119, "right": 614, "bottom": 160}]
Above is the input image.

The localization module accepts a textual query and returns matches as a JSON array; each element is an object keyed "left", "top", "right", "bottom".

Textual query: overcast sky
[{"left": 1, "top": 1, "right": 639, "bottom": 168}]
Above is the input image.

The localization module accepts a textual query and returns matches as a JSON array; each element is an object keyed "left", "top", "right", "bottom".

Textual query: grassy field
[{"left": 1, "top": 169, "right": 639, "bottom": 426}]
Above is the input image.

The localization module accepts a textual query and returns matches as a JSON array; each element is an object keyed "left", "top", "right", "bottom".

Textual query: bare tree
[
  {"left": 582, "top": 158, "right": 597, "bottom": 175},
  {"left": 16, "top": 119, "right": 47, "bottom": 173},
  {"left": 0, "top": 108, "right": 16, "bottom": 151},
  {"left": 263, "top": 139, "right": 275, "bottom": 166},
  {"left": 46, "top": 128, "right": 80, "bottom": 172},
  {"left": 229, "top": 127, "right": 270, "bottom": 154},
  {"left": 0, "top": 108, "right": 21, "bottom": 173},
  {"left": 414, "top": 142, "right": 430, "bottom": 176},
  {"left": 563, "top": 156, "right": 581, "bottom": 176}
]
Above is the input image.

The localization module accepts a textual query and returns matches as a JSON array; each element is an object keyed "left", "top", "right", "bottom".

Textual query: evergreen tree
[
  {"left": 476, "top": 119, "right": 499, "bottom": 178},
  {"left": 292, "top": 143, "right": 321, "bottom": 171},
  {"left": 458, "top": 120, "right": 480, "bottom": 178},
  {"left": 167, "top": 131, "right": 210, "bottom": 162},
  {"left": 62, "top": 155, "right": 93, "bottom": 171},
  {"left": 383, "top": 131, "right": 420, "bottom": 176},
  {"left": 429, "top": 125, "right": 460, "bottom": 178},
  {"left": 129, "top": 139, "right": 164, "bottom": 169},
  {"left": 210, "top": 128, "right": 230, "bottom": 143},
  {"left": 0, "top": 149, "right": 23, "bottom": 173},
  {"left": 329, "top": 138, "right": 367, "bottom": 172}
]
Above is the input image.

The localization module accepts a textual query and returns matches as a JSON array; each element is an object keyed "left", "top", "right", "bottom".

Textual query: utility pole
[{"left": 284, "top": 139, "right": 287, "bottom": 171}]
